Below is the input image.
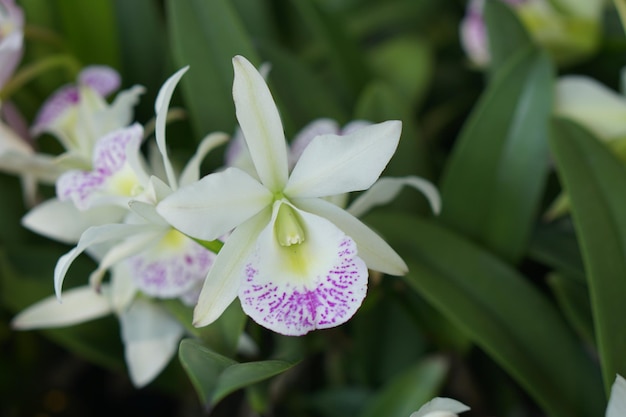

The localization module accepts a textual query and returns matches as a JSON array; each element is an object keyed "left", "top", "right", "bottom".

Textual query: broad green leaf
[
  {"left": 231, "top": 0, "right": 279, "bottom": 41},
  {"left": 368, "top": 36, "right": 433, "bottom": 109},
  {"left": 54, "top": 0, "right": 121, "bottom": 68},
  {"left": 528, "top": 219, "right": 586, "bottom": 282},
  {"left": 179, "top": 338, "right": 298, "bottom": 408},
  {"left": 257, "top": 41, "right": 348, "bottom": 133},
  {"left": 484, "top": 0, "right": 533, "bottom": 74},
  {"left": 547, "top": 273, "right": 595, "bottom": 347},
  {"left": 290, "top": 0, "right": 369, "bottom": 103},
  {"left": 550, "top": 118, "right": 626, "bottom": 394},
  {"left": 439, "top": 47, "right": 553, "bottom": 263},
  {"left": 307, "top": 387, "right": 372, "bottom": 417},
  {"left": 167, "top": 0, "right": 258, "bottom": 136},
  {"left": 359, "top": 356, "right": 449, "bottom": 417},
  {"left": 366, "top": 213, "right": 604, "bottom": 417},
  {"left": 113, "top": 0, "right": 167, "bottom": 120}
]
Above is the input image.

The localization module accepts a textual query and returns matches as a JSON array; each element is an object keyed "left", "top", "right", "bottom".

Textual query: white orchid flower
[
  {"left": 607, "top": 374, "right": 626, "bottom": 417},
  {"left": 409, "top": 397, "right": 470, "bottom": 417},
  {"left": 31, "top": 66, "right": 145, "bottom": 166},
  {"left": 157, "top": 55, "right": 416, "bottom": 336},
  {"left": 0, "top": 0, "right": 24, "bottom": 90},
  {"left": 14, "top": 67, "right": 228, "bottom": 387}
]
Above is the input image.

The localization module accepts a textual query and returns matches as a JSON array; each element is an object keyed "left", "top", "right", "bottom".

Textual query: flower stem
[
  {"left": 0, "top": 54, "right": 81, "bottom": 100},
  {"left": 193, "top": 237, "right": 224, "bottom": 254}
]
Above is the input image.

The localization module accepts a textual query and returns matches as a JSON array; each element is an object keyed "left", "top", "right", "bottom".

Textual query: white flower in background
[
  {"left": 21, "top": 66, "right": 145, "bottom": 240},
  {"left": 158, "top": 55, "right": 439, "bottom": 336},
  {"left": 460, "top": 0, "right": 603, "bottom": 68},
  {"left": 31, "top": 65, "right": 145, "bottom": 167},
  {"left": 0, "top": 0, "right": 24, "bottom": 89},
  {"left": 546, "top": 72, "right": 626, "bottom": 219},
  {"left": 13, "top": 67, "right": 228, "bottom": 387},
  {"left": 409, "top": 397, "right": 470, "bottom": 417},
  {"left": 607, "top": 374, "right": 626, "bottom": 417}
]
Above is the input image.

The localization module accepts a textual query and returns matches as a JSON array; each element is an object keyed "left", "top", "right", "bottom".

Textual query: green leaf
[
  {"left": 550, "top": 118, "right": 626, "bottom": 394},
  {"left": 358, "top": 356, "right": 449, "bottom": 417},
  {"left": 113, "top": 0, "right": 167, "bottom": 120},
  {"left": 179, "top": 338, "right": 298, "bottom": 408},
  {"left": 257, "top": 41, "right": 348, "bottom": 133},
  {"left": 167, "top": 0, "right": 258, "bottom": 136},
  {"left": 366, "top": 213, "right": 604, "bottom": 417},
  {"left": 439, "top": 47, "right": 553, "bottom": 263},
  {"left": 54, "top": 0, "right": 121, "bottom": 68},
  {"left": 484, "top": 0, "right": 534, "bottom": 74},
  {"left": 547, "top": 273, "right": 595, "bottom": 348}
]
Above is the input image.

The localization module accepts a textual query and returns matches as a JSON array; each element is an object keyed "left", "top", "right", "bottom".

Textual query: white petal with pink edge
[{"left": 239, "top": 202, "right": 368, "bottom": 336}]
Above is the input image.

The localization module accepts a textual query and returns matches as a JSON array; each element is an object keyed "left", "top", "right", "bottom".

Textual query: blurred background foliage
[{"left": 2, "top": 0, "right": 626, "bottom": 416}]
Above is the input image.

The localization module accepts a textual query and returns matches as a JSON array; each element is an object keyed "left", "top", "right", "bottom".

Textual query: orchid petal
[
  {"left": 193, "top": 208, "right": 271, "bottom": 327},
  {"left": 0, "top": 31, "right": 22, "bottom": 89},
  {"left": 347, "top": 176, "right": 441, "bottom": 218},
  {"left": 289, "top": 118, "right": 340, "bottom": 167},
  {"left": 89, "top": 228, "right": 165, "bottom": 291},
  {"left": 145, "top": 175, "right": 173, "bottom": 203},
  {"left": 284, "top": 120, "right": 402, "bottom": 198},
  {"left": 54, "top": 223, "right": 158, "bottom": 300},
  {"left": 110, "top": 263, "right": 138, "bottom": 314},
  {"left": 22, "top": 198, "right": 126, "bottom": 244},
  {"left": 78, "top": 66, "right": 121, "bottom": 97},
  {"left": 410, "top": 397, "right": 471, "bottom": 417},
  {"left": 154, "top": 66, "right": 189, "bottom": 190},
  {"left": 97, "top": 85, "right": 145, "bottom": 139},
  {"left": 11, "top": 285, "right": 112, "bottom": 330},
  {"left": 56, "top": 124, "right": 144, "bottom": 210},
  {"left": 555, "top": 76, "right": 626, "bottom": 141},
  {"left": 128, "top": 200, "right": 169, "bottom": 226},
  {"left": 179, "top": 132, "right": 229, "bottom": 187},
  {"left": 294, "top": 197, "right": 407, "bottom": 276},
  {"left": 157, "top": 167, "right": 272, "bottom": 241},
  {"left": 224, "top": 128, "right": 257, "bottom": 178},
  {"left": 31, "top": 85, "right": 79, "bottom": 138},
  {"left": 240, "top": 203, "right": 368, "bottom": 335},
  {"left": 232, "top": 55, "right": 288, "bottom": 191},
  {"left": 607, "top": 375, "right": 626, "bottom": 417},
  {"left": 119, "top": 298, "right": 184, "bottom": 387}
]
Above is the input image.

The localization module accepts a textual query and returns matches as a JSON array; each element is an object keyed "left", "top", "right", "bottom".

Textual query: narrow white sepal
[
  {"left": 179, "top": 132, "right": 229, "bottom": 187},
  {"left": 193, "top": 208, "right": 271, "bottom": 327},
  {"left": 154, "top": 66, "right": 189, "bottom": 190},
  {"left": 232, "top": 55, "right": 289, "bottom": 191},
  {"left": 295, "top": 197, "right": 408, "bottom": 276},
  {"left": 119, "top": 298, "right": 184, "bottom": 387},
  {"left": 110, "top": 263, "right": 138, "bottom": 314},
  {"left": 410, "top": 397, "right": 471, "bottom": 417},
  {"left": 54, "top": 223, "right": 157, "bottom": 300},
  {"left": 284, "top": 120, "right": 402, "bottom": 198},
  {"left": 12, "top": 285, "right": 112, "bottom": 330},
  {"left": 22, "top": 198, "right": 126, "bottom": 244},
  {"left": 607, "top": 374, "right": 626, "bottom": 417},
  {"left": 347, "top": 176, "right": 441, "bottom": 218},
  {"left": 157, "top": 167, "right": 272, "bottom": 241}
]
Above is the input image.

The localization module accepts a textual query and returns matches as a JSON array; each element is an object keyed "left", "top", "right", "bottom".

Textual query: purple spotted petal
[
  {"left": 128, "top": 233, "right": 215, "bottom": 299},
  {"left": 241, "top": 236, "right": 367, "bottom": 336},
  {"left": 56, "top": 124, "right": 143, "bottom": 209},
  {"left": 31, "top": 85, "right": 80, "bottom": 136},
  {"left": 78, "top": 66, "right": 120, "bottom": 97},
  {"left": 239, "top": 204, "right": 368, "bottom": 336}
]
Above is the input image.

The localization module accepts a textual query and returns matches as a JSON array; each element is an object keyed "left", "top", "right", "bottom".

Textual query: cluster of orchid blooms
[
  {"left": 0, "top": 0, "right": 443, "bottom": 387},
  {"left": 3, "top": 1, "right": 626, "bottom": 415}
]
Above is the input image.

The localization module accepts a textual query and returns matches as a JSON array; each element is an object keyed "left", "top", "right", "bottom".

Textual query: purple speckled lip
[
  {"left": 56, "top": 124, "right": 142, "bottom": 209},
  {"left": 128, "top": 235, "right": 215, "bottom": 299},
  {"left": 240, "top": 236, "right": 368, "bottom": 336}
]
